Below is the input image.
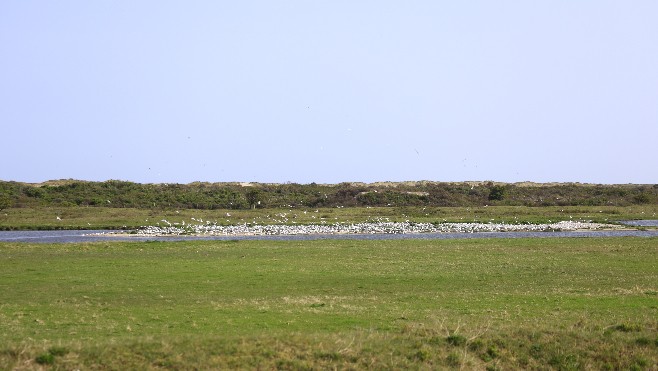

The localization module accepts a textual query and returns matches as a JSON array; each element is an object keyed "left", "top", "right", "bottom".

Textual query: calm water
[
  {"left": 1, "top": 228, "right": 657, "bottom": 243},
  {"left": 619, "top": 220, "right": 658, "bottom": 227}
]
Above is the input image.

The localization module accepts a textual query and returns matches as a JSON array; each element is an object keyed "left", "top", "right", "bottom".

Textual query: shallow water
[
  {"left": 0, "top": 230, "right": 116, "bottom": 243},
  {"left": 1, "top": 229, "right": 657, "bottom": 243},
  {"left": 619, "top": 220, "right": 658, "bottom": 227}
]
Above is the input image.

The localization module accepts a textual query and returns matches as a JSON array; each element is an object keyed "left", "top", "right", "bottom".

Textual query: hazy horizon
[{"left": 2, "top": 178, "right": 654, "bottom": 187}]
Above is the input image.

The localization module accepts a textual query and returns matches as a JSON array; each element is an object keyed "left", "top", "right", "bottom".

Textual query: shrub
[
  {"left": 23, "top": 187, "right": 44, "bottom": 198},
  {"left": 488, "top": 185, "right": 507, "bottom": 201},
  {"left": 633, "top": 192, "right": 652, "bottom": 204},
  {"left": 0, "top": 193, "right": 11, "bottom": 211}
]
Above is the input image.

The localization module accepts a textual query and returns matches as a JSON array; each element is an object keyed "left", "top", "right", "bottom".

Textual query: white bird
[{"left": 56, "top": 216, "right": 61, "bottom": 220}]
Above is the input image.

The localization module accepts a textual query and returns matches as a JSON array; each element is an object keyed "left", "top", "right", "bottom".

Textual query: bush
[
  {"left": 488, "top": 185, "right": 507, "bottom": 201},
  {"left": 1, "top": 180, "right": 656, "bottom": 209},
  {"left": 0, "top": 193, "right": 11, "bottom": 211},
  {"left": 633, "top": 192, "right": 652, "bottom": 204}
]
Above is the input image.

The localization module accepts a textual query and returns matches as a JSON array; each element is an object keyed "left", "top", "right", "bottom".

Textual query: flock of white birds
[{"left": 129, "top": 219, "right": 616, "bottom": 237}]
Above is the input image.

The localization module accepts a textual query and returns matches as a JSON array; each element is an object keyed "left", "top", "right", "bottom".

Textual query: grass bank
[
  {"left": 1, "top": 204, "right": 657, "bottom": 230},
  {"left": 1, "top": 237, "right": 657, "bottom": 369}
]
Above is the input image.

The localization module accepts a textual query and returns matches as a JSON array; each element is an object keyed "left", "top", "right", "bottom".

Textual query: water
[
  {"left": 1, "top": 228, "right": 657, "bottom": 243},
  {"left": 619, "top": 220, "right": 658, "bottom": 227},
  {"left": 0, "top": 230, "right": 117, "bottom": 243}
]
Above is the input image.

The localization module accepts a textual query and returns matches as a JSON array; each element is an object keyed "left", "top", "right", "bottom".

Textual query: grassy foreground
[{"left": 1, "top": 238, "right": 657, "bottom": 370}]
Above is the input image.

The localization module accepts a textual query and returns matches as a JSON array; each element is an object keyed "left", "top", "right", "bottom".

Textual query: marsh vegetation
[{"left": 2, "top": 180, "right": 656, "bottom": 210}]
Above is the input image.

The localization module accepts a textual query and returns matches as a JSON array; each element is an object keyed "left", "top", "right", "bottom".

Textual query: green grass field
[
  {"left": 1, "top": 237, "right": 657, "bottom": 369},
  {"left": 1, "top": 204, "right": 657, "bottom": 230}
]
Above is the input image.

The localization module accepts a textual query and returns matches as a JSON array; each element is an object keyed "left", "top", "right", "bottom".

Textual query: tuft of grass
[
  {"left": 529, "top": 343, "right": 543, "bottom": 358},
  {"left": 48, "top": 346, "right": 69, "bottom": 357},
  {"left": 35, "top": 353, "right": 55, "bottom": 365},
  {"left": 612, "top": 323, "right": 643, "bottom": 332},
  {"left": 446, "top": 352, "right": 461, "bottom": 367},
  {"left": 547, "top": 352, "right": 580, "bottom": 370},
  {"left": 486, "top": 345, "right": 500, "bottom": 359},
  {"left": 635, "top": 337, "right": 651, "bottom": 346},
  {"left": 413, "top": 347, "right": 431, "bottom": 362},
  {"left": 33, "top": 346, "right": 69, "bottom": 366},
  {"left": 446, "top": 334, "right": 467, "bottom": 347}
]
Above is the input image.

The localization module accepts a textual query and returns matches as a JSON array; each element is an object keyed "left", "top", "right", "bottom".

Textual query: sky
[{"left": 1, "top": 1, "right": 657, "bottom": 185}]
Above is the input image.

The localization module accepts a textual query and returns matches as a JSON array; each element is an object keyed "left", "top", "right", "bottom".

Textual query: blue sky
[{"left": 1, "top": 1, "right": 656, "bottom": 184}]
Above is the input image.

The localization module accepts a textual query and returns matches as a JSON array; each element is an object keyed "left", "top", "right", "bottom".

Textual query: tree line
[{"left": 0, "top": 180, "right": 656, "bottom": 211}]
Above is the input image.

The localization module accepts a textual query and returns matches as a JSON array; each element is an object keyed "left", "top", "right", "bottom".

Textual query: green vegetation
[
  {"left": 1, "top": 237, "right": 657, "bottom": 369},
  {"left": 1, "top": 204, "right": 657, "bottom": 231},
  {"left": 0, "top": 192, "right": 10, "bottom": 211},
  {"left": 2, "top": 179, "right": 655, "bottom": 230},
  {"left": 2, "top": 179, "right": 657, "bottom": 210}
]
